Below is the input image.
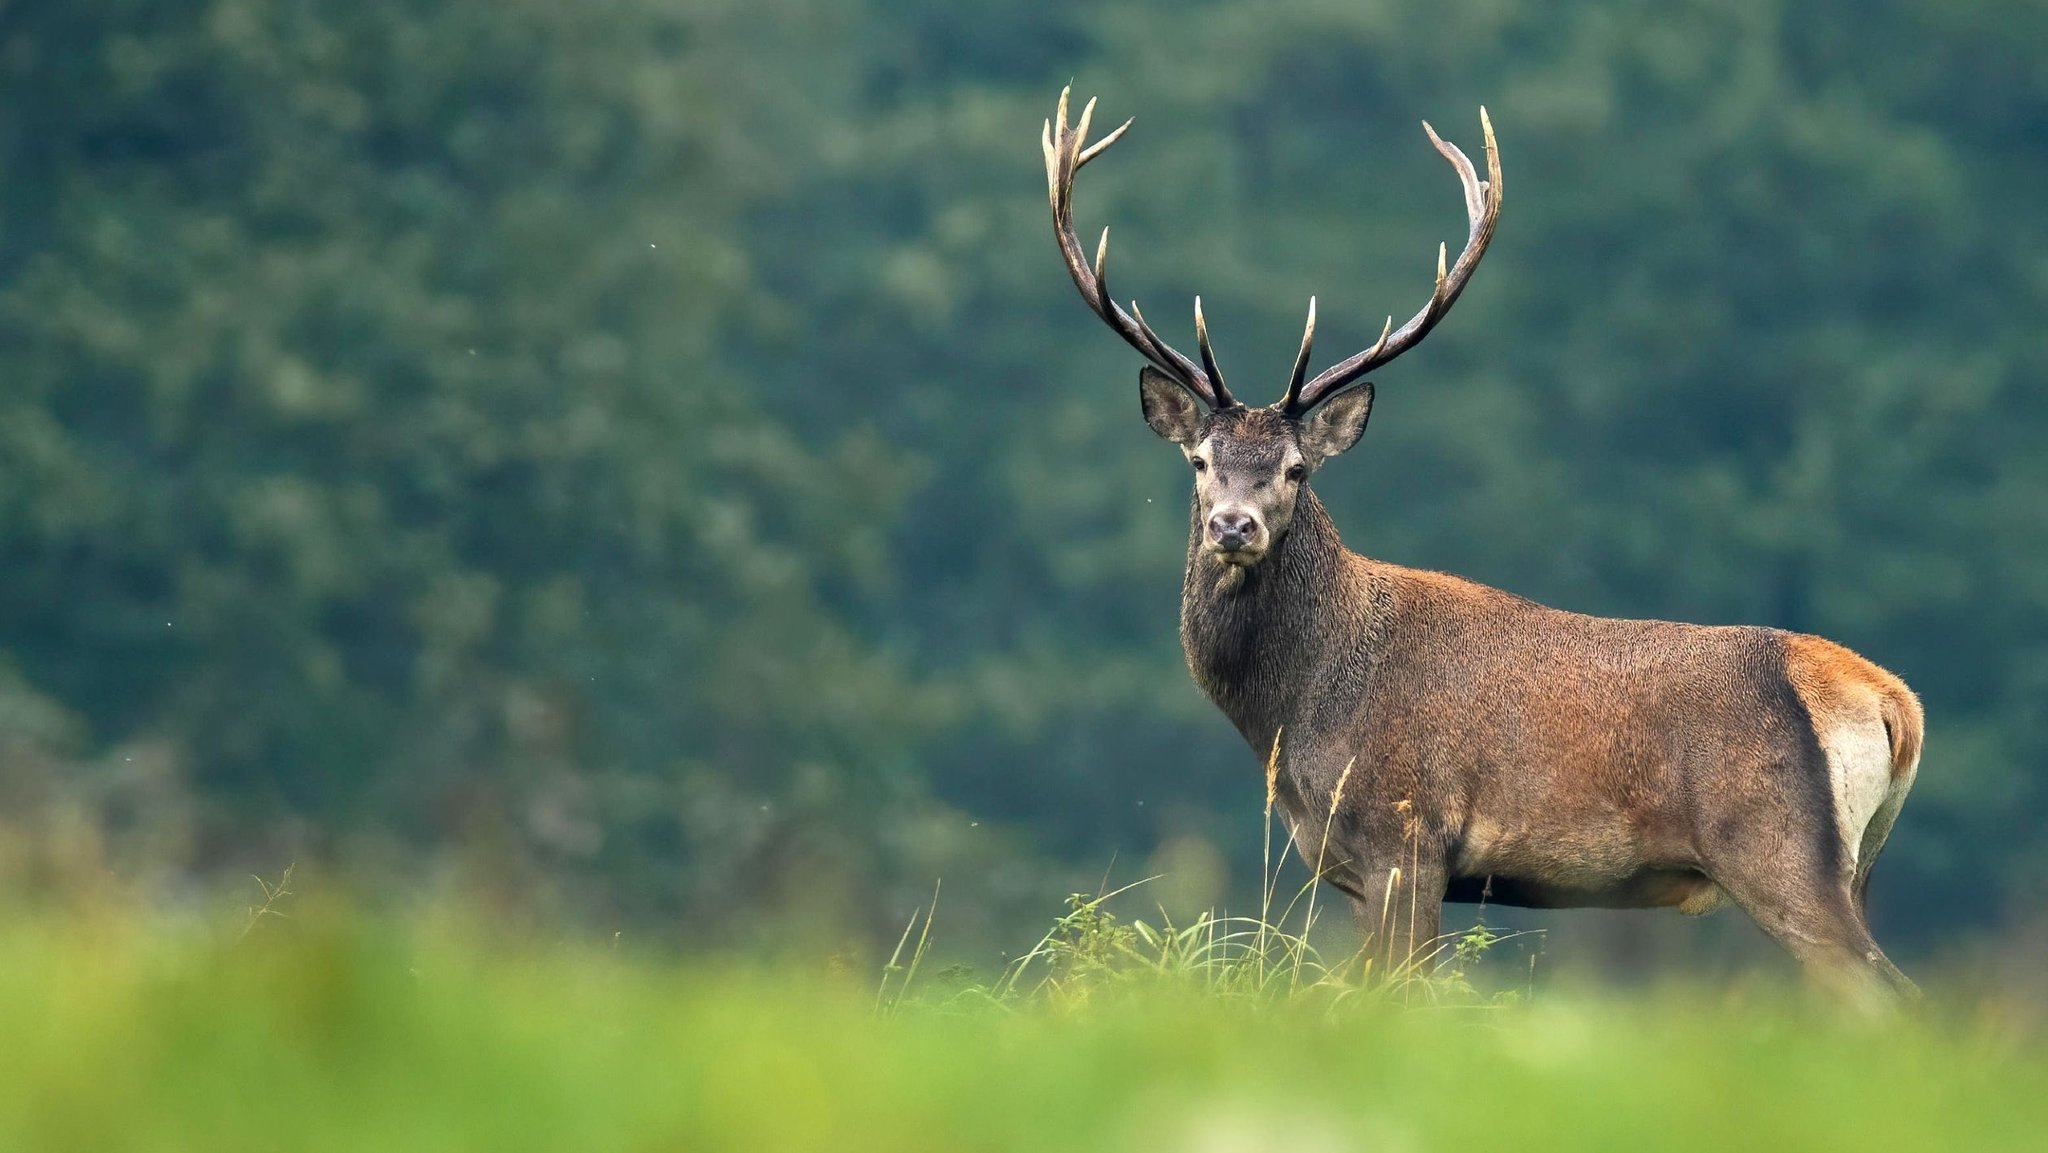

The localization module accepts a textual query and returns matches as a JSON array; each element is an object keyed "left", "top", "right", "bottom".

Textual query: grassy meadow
[{"left": 1, "top": 879, "right": 2041, "bottom": 1153}]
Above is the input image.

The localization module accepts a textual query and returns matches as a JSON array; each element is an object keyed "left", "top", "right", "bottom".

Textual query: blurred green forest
[{"left": 0, "top": 0, "right": 2043, "bottom": 963}]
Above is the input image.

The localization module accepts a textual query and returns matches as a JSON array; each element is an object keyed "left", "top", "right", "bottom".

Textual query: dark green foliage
[
  {"left": 0, "top": 0, "right": 944, "bottom": 934},
  {"left": 0, "top": 0, "right": 2043, "bottom": 954}
]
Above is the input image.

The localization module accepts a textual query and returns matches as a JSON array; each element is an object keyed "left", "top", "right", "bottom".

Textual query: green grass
[{"left": 0, "top": 893, "right": 2041, "bottom": 1153}]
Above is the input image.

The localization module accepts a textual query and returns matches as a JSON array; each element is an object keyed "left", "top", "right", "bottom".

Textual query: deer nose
[{"left": 1208, "top": 510, "right": 1260, "bottom": 550}]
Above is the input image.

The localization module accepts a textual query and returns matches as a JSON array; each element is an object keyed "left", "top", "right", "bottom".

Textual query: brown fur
[{"left": 1156, "top": 404, "right": 1923, "bottom": 1007}]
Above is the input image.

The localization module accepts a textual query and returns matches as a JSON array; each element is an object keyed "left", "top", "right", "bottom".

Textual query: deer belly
[
  {"left": 1451, "top": 812, "right": 1654, "bottom": 886},
  {"left": 1445, "top": 869, "right": 1723, "bottom": 912}
]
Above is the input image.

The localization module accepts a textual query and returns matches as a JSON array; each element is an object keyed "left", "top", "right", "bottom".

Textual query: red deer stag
[{"left": 1042, "top": 88, "right": 1923, "bottom": 1006}]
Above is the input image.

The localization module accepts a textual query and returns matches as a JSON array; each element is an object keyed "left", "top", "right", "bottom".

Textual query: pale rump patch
[
  {"left": 1782, "top": 633, "right": 1924, "bottom": 875},
  {"left": 1856, "top": 729, "right": 1920, "bottom": 887},
  {"left": 1816, "top": 716, "right": 1894, "bottom": 869}
]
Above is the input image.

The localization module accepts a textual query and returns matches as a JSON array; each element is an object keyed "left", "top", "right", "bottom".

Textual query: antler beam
[{"left": 1043, "top": 87, "right": 1240, "bottom": 410}]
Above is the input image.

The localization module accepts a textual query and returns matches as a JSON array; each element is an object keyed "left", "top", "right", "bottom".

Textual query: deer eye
[
  {"left": 1285, "top": 464, "right": 1306, "bottom": 482},
  {"left": 1191, "top": 457, "right": 1208, "bottom": 473}
]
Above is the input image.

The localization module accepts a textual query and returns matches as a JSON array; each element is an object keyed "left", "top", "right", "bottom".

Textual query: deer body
[
  {"left": 1182, "top": 484, "right": 1920, "bottom": 961},
  {"left": 1042, "top": 88, "right": 1923, "bottom": 1004}
]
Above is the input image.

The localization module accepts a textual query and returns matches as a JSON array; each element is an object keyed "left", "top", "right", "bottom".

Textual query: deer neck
[{"left": 1179, "top": 487, "right": 1353, "bottom": 747}]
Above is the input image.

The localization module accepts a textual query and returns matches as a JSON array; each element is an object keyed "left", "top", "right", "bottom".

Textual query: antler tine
[
  {"left": 1078, "top": 117, "right": 1132, "bottom": 168},
  {"left": 1364, "top": 314, "right": 1393, "bottom": 362},
  {"left": 1482, "top": 107, "right": 1503, "bottom": 210},
  {"left": 1193, "top": 297, "right": 1238, "bottom": 408},
  {"left": 1041, "top": 87, "right": 1232, "bottom": 410},
  {"left": 1127, "top": 300, "right": 1211, "bottom": 395},
  {"left": 1280, "top": 297, "right": 1317, "bottom": 411},
  {"left": 1097, "top": 235, "right": 1209, "bottom": 393},
  {"left": 1285, "top": 109, "right": 1504, "bottom": 415},
  {"left": 1041, "top": 119, "right": 1059, "bottom": 206},
  {"left": 1429, "top": 120, "right": 1486, "bottom": 228},
  {"left": 1096, "top": 226, "right": 1189, "bottom": 376}
]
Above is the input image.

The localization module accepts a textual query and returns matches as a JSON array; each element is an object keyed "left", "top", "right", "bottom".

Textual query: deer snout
[{"left": 1207, "top": 509, "right": 1262, "bottom": 552}]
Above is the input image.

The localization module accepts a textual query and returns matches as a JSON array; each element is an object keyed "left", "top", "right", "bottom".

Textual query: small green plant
[
  {"left": 884, "top": 736, "right": 1539, "bottom": 1013},
  {"left": 960, "top": 879, "right": 1529, "bottom": 1014}
]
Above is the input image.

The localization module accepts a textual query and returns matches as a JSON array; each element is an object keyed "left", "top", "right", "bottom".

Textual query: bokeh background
[{"left": 1, "top": 0, "right": 2042, "bottom": 976}]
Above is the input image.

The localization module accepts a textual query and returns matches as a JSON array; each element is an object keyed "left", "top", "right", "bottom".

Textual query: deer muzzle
[{"left": 1207, "top": 508, "right": 1264, "bottom": 558}]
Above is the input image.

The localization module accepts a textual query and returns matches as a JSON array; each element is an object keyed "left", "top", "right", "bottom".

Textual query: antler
[
  {"left": 1279, "top": 109, "right": 1502, "bottom": 416},
  {"left": 1043, "top": 88, "right": 1239, "bottom": 410}
]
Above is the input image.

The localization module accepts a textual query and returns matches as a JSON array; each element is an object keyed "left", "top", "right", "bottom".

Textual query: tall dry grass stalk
[
  {"left": 1296, "top": 756, "right": 1357, "bottom": 985},
  {"left": 1378, "top": 864, "right": 1403, "bottom": 974},
  {"left": 1394, "top": 798, "right": 1421, "bottom": 972},
  {"left": 876, "top": 879, "right": 941, "bottom": 1015},
  {"left": 1258, "top": 729, "right": 1284, "bottom": 963}
]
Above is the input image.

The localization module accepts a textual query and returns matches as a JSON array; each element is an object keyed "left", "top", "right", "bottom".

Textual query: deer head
[{"left": 1042, "top": 88, "right": 1501, "bottom": 567}]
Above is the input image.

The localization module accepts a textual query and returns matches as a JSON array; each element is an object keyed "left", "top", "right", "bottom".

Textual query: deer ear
[
  {"left": 1299, "top": 382, "right": 1374, "bottom": 462},
  {"left": 1139, "top": 367, "right": 1202, "bottom": 446}
]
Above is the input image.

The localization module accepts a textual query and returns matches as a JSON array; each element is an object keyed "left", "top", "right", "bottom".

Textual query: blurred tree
[
  {"left": 1, "top": 0, "right": 2043, "bottom": 957},
  {"left": 0, "top": 0, "right": 957, "bottom": 935}
]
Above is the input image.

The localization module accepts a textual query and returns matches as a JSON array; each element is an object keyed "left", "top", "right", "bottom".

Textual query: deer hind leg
[
  {"left": 1707, "top": 819, "right": 1918, "bottom": 1012},
  {"left": 1815, "top": 706, "right": 1921, "bottom": 999},
  {"left": 1780, "top": 642, "right": 1923, "bottom": 984}
]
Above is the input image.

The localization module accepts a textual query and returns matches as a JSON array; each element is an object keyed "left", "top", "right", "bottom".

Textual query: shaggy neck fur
[{"left": 1180, "top": 486, "right": 1370, "bottom": 753}]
